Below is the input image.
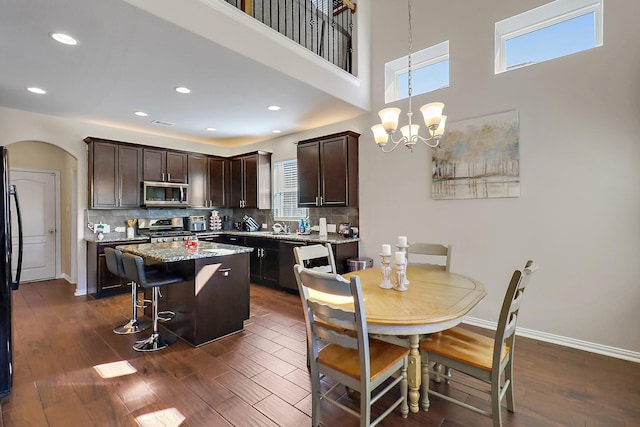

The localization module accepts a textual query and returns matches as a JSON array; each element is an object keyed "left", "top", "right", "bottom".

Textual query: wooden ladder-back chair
[
  {"left": 419, "top": 260, "right": 538, "bottom": 427},
  {"left": 407, "top": 243, "right": 452, "bottom": 271},
  {"left": 294, "top": 243, "right": 337, "bottom": 273},
  {"left": 294, "top": 265, "right": 409, "bottom": 427}
]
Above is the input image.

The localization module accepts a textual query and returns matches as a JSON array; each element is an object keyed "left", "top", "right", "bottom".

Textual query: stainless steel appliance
[
  {"left": 137, "top": 217, "right": 192, "bottom": 243},
  {"left": 141, "top": 181, "right": 189, "bottom": 207},
  {"left": 186, "top": 215, "right": 206, "bottom": 232},
  {"left": 1, "top": 147, "right": 23, "bottom": 399}
]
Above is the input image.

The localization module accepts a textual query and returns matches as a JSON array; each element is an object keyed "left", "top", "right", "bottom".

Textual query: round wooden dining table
[{"left": 341, "top": 265, "right": 487, "bottom": 414}]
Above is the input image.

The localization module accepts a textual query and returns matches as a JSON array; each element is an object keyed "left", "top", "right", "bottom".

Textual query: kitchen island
[{"left": 116, "top": 241, "right": 253, "bottom": 346}]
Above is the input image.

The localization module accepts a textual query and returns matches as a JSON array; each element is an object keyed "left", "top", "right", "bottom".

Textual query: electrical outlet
[
  {"left": 262, "top": 223, "right": 267, "bottom": 229},
  {"left": 327, "top": 224, "right": 337, "bottom": 233}
]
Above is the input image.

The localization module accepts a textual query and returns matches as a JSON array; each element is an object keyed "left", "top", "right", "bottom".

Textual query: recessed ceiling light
[
  {"left": 272, "top": 129, "right": 282, "bottom": 134},
  {"left": 27, "top": 87, "right": 46, "bottom": 94},
  {"left": 175, "top": 87, "right": 191, "bottom": 94},
  {"left": 134, "top": 111, "right": 148, "bottom": 117},
  {"left": 50, "top": 33, "right": 78, "bottom": 46},
  {"left": 268, "top": 105, "right": 281, "bottom": 111},
  {"left": 206, "top": 127, "right": 216, "bottom": 132}
]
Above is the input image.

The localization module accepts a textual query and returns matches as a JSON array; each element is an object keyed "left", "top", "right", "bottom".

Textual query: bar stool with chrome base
[
  {"left": 104, "top": 248, "right": 152, "bottom": 335},
  {"left": 122, "top": 252, "right": 184, "bottom": 352}
]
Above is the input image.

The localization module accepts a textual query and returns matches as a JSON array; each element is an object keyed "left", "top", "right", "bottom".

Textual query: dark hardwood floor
[{"left": 0, "top": 279, "right": 638, "bottom": 426}]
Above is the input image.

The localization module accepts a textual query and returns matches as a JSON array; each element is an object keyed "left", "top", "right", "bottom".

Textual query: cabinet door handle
[
  {"left": 167, "top": 173, "right": 171, "bottom": 182},
  {"left": 319, "top": 196, "right": 323, "bottom": 206},
  {"left": 162, "top": 172, "right": 165, "bottom": 181},
  {"left": 220, "top": 268, "right": 231, "bottom": 277},
  {"left": 315, "top": 196, "right": 319, "bottom": 206}
]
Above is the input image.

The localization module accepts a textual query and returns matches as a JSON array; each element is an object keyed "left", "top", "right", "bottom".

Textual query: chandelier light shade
[{"left": 372, "top": 0, "right": 447, "bottom": 152}]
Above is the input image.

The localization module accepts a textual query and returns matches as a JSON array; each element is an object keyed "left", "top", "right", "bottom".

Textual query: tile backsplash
[{"left": 86, "top": 207, "right": 358, "bottom": 234}]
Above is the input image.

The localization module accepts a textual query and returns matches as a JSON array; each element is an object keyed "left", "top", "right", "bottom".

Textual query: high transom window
[
  {"left": 495, "top": 0, "right": 603, "bottom": 74},
  {"left": 384, "top": 41, "right": 449, "bottom": 104}
]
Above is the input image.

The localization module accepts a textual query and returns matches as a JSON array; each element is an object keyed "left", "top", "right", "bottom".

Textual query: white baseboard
[{"left": 464, "top": 317, "right": 640, "bottom": 364}]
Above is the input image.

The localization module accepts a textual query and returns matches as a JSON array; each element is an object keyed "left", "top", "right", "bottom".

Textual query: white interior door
[{"left": 10, "top": 170, "right": 57, "bottom": 281}]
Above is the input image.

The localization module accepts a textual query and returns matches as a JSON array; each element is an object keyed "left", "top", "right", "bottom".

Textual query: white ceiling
[{"left": 0, "top": 0, "right": 367, "bottom": 147}]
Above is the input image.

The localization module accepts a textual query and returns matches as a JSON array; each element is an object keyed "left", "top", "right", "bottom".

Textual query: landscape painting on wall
[{"left": 432, "top": 110, "right": 520, "bottom": 200}]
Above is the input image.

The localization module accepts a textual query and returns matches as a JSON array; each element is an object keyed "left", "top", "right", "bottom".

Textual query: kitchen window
[
  {"left": 273, "top": 159, "right": 308, "bottom": 220},
  {"left": 495, "top": 0, "right": 603, "bottom": 74}
]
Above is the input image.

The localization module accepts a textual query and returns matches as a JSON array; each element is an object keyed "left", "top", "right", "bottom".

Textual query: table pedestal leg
[{"left": 407, "top": 334, "right": 421, "bottom": 413}]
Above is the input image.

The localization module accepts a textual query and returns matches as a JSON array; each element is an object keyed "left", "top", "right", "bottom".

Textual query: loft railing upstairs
[{"left": 225, "top": 0, "right": 356, "bottom": 74}]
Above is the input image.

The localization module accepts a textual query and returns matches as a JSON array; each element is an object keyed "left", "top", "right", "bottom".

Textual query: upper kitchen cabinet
[
  {"left": 187, "top": 154, "right": 229, "bottom": 208},
  {"left": 208, "top": 156, "right": 229, "bottom": 208},
  {"left": 297, "top": 131, "right": 359, "bottom": 207},
  {"left": 86, "top": 137, "right": 142, "bottom": 209},
  {"left": 229, "top": 151, "right": 271, "bottom": 209},
  {"left": 187, "top": 154, "right": 208, "bottom": 207},
  {"left": 143, "top": 148, "right": 187, "bottom": 183}
]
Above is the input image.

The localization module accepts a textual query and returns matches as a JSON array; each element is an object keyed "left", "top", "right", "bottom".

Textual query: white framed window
[
  {"left": 273, "top": 159, "right": 308, "bottom": 220},
  {"left": 384, "top": 40, "right": 449, "bottom": 104},
  {"left": 495, "top": 0, "right": 603, "bottom": 74}
]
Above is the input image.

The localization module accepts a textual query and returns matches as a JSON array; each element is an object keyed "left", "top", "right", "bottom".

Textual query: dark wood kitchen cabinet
[
  {"left": 187, "top": 154, "right": 208, "bottom": 207},
  {"left": 86, "top": 238, "right": 148, "bottom": 296},
  {"left": 278, "top": 240, "right": 306, "bottom": 292},
  {"left": 208, "top": 156, "right": 229, "bottom": 208},
  {"left": 245, "top": 236, "right": 279, "bottom": 287},
  {"left": 297, "top": 131, "right": 359, "bottom": 207},
  {"left": 143, "top": 147, "right": 187, "bottom": 183},
  {"left": 188, "top": 155, "right": 229, "bottom": 208},
  {"left": 229, "top": 151, "right": 271, "bottom": 209},
  {"left": 86, "top": 137, "right": 142, "bottom": 208}
]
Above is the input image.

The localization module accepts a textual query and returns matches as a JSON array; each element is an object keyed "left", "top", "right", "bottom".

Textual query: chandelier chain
[{"left": 407, "top": 0, "right": 413, "bottom": 101}]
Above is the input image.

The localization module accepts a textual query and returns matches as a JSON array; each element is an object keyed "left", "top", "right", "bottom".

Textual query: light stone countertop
[
  {"left": 86, "top": 230, "right": 359, "bottom": 245},
  {"left": 115, "top": 241, "right": 253, "bottom": 263}
]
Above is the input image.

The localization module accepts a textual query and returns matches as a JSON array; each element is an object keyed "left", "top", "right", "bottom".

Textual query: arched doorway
[{"left": 6, "top": 141, "right": 77, "bottom": 285}]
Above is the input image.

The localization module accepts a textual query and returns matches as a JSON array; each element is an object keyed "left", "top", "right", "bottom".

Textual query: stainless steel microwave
[{"left": 142, "top": 181, "right": 189, "bottom": 207}]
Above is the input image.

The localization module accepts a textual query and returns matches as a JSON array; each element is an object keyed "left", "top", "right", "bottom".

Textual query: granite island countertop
[{"left": 116, "top": 241, "right": 253, "bottom": 263}]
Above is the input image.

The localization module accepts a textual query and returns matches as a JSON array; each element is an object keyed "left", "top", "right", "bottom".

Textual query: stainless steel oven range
[{"left": 137, "top": 217, "right": 192, "bottom": 243}]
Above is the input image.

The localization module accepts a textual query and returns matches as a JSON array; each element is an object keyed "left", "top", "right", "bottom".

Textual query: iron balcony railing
[{"left": 226, "top": 0, "right": 355, "bottom": 73}]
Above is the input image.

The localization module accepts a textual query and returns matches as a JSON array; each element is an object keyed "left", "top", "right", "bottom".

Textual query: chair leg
[
  {"left": 421, "top": 353, "right": 430, "bottom": 411},
  {"left": 360, "top": 383, "right": 370, "bottom": 427},
  {"left": 505, "top": 357, "right": 515, "bottom": 412},
  {"left": 310, "top": 365, "right": 321, "bottom": 427},
  {"left": 133, "top": 287, "right": 172, "bottom": 352},
  {"left": 491, "top": 374, "right": 502, "bottom": 427},
  {"left": 114, "top": 281, "right": 151, "bottom": 334}
]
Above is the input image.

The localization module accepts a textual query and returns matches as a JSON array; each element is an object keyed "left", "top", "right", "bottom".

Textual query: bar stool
[
  {"left": 104, "top": 248, "right": 151, "bottom": 334},
  {"left": 122, "top": 253, "right": 184, "bottom": 352}
]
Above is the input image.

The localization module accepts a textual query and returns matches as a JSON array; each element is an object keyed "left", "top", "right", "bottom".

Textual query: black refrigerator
[{"left": 0, "top": 146, "right": 23, "bottom": 399}]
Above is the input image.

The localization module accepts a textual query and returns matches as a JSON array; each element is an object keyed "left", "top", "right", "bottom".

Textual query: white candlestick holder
[
  {"left": 394, "top": 260, "right": 407, "bottom": 291},
  {"left": 396, "top": 244, "right": 410, "bottom": 285},
  {"left": 379, "top": 253, "right": 393, "bottom": 289}
]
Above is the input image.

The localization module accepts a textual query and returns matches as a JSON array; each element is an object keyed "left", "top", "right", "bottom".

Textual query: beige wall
[
  {"left": 6, "top": 141, "right": 76, "bottom": 280},
  {"left": 362, "top": 0, "right": 640, "bottom": 356}
]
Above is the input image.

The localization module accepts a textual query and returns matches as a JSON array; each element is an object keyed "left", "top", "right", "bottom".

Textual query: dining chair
[
  {"left": 294, "top": 264, "right": 409, "bottom": 426},
  {"left": 293, "top": 243, "right": 336, "bottom": 273},
  {"left": 419, "top": 260, "right": 538, "bottom": 427},
  {"left": 407, "top": 242, "right": 452, "bottom": 271}
]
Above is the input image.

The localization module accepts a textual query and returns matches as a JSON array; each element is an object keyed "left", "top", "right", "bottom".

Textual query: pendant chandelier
[{"left": 371, "top": 0, "right": 446, "bottom": 152}]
